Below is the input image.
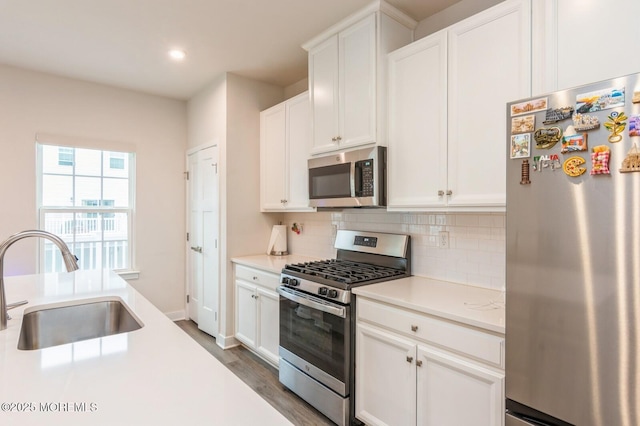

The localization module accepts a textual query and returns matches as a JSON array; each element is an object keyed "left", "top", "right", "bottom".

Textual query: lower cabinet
[
  {"left": 355, "top": 297, "right": 505, "bottom": 426},
  {"left": 234, "top": 264, "right": 280, "bottom": 366}
]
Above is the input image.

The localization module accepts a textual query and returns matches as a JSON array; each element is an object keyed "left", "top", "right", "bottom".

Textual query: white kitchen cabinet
[
  {"left": 234, "top": 264, "right": 280, "bottom": 366},
  {"left": 532, "top": 0, "right": 640, "bottom": 94},
  {"left": 304, "top": 2, "right": 416, "bottom": 155},
  {"left": 387, "top": 0, "right": 531, "bottom": 211},
  {"left": 260, "top": 91, "right": 315, "bottom": 211},
  {"left": 355, "top": 297, "right": 505, "bottom": 426}
]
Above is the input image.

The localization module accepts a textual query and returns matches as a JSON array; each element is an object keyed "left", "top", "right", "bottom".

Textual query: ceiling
[{"left": 0, "top": 0, "right": 460, "bottom": 100}]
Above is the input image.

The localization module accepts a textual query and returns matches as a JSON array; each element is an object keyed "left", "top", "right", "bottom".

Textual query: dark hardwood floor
[{"left": 174, "top": 320, "right": 335, "bottom": 426}]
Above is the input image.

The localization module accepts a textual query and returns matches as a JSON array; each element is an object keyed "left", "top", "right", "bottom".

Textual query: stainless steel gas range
[{"left": 277, "top": 230, "right": 411, "bottom": 426}]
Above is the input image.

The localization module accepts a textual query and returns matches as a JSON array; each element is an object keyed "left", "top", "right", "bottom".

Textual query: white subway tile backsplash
[{"left": 283, "top": 210, "right": 506, "bottom": 291}]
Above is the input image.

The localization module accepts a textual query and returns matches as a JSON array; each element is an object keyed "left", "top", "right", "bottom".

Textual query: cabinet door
[
  {"left": 387, "top": 30, "right": 448, "bottom": 209},
  {"left": 285, "top": 92, "right": 314, "bottom": 210},
  {"left": 260, "top": 104, "right": 287, "bottom": 211},
  {"left": 537, "top": 0, "right": 640, "bottom": 92},
  {"left": 256, "top": 287, "right": 280, "bottom": 366},
  {"left": 235, "top": 280, "right": 257, "bottom": 348},
  {"left": 356, "top": 322, "right": 417, "bottom": 426},
  {"left": 447, "top": 0, "right": 531, "bottom": 207},
  {"left": 309, "top": 35, "right": 340, "bottom": 154},
  {"left": 339, "top": 14, "right": 377, "bottom": 149},
  {"left": 417, "top": 346, "right": 505, "bottom": 426}
]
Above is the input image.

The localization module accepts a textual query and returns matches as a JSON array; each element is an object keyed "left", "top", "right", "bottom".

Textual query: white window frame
[{"left": 35, "top": 136, "right": 138, "bottom": 279}]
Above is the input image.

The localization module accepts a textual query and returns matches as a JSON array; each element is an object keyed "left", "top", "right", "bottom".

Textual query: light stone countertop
[
  {"left": 353, "top": 276, "right": 505, "bottom": 334},
  {"left": 232, "top": 255, "right": 505, "bottom": 334},
  {"left": 0, "top": 269, "right": 292, "bottom": 426},
  {"left": 231, "top": 254, "right": 320, "bottom": 274}
]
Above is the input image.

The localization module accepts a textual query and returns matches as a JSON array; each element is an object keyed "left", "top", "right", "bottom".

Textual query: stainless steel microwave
[{"left": 308, "top": 146, "right": 386, "bottom": 208}]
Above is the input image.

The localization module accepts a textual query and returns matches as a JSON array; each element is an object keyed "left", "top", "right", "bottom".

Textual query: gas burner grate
[{"left": 284, "top": 259, "right": 406, "bottom": 285}]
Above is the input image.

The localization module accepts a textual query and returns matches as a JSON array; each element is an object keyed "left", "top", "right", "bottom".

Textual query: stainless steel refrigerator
[{"left": 506, "top": 72, "right": 640, "bottom": 426}]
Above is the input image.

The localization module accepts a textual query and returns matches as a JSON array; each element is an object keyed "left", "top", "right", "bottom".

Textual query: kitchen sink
[{"left": 18, "top": 297, "right": 143, "bottom": 350}]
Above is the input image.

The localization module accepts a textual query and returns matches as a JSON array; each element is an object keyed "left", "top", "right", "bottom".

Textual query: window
[{"left": 37, "top": 143, "right": 135, "bottom": 273}]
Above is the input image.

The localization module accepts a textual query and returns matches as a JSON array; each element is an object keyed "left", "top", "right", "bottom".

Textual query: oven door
[{"left": 278, "top": 286, "right": 350, "bottom": 396}]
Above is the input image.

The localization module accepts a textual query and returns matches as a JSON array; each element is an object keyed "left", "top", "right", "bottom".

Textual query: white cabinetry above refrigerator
[{"left": 387, "top": 0, "right": 531, "bottom": 211}]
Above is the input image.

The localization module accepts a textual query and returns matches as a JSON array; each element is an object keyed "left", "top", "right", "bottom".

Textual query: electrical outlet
[{"left": 439, "top": 231, "right": 449, "bottom": 249}]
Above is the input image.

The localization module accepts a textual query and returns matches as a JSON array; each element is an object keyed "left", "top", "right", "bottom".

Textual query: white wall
[
  {"left": 187, "top": 72, "right": 284, "bottom": 344},
  {"left": 0, "top": 64, "right": 188, "bottom": 315}
]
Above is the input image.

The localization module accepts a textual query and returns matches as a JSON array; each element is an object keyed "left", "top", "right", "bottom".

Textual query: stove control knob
[
  {"left": 289, "top": 278, "right": 299, "bottom": 287},
  {"left": 328, "top": 289, "right": 339, "bottom": 298},
  {"left": 281, "top": 277, "right": 290, "bottom": 285},
  {"left": 318, "top": 287, "right": 328, "bottom": 296}
]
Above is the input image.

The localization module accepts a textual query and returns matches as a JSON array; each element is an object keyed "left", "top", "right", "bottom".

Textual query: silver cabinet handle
[
  {"left": 406, "top": 356, "right": 413, "bottom": 363},
  {"left": 411, "top": 325, "right": 418, "bottom": 332},
  {"left": 190, "top": 246, "right": 202, "bottom": 253}
]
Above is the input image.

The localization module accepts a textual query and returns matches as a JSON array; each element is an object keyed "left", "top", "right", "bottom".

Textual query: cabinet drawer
[
  {"left": 235, "top": 265, "right": 280, "bottom": 291},
  {"left": 357, "top": 297, "right": 504, "bottom": 368}
]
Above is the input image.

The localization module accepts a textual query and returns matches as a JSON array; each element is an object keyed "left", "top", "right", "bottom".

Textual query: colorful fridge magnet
[
  {"left": 561, "top": 133, "right": 588, "bottom": 153},
  {"left": 576, "top": 87, "right": 625, "bottom": 113},
  {"left": 520, "top": 160, "right": 531, "bottom": 184},
  {"left": 534, "top": 127, "right": 562, "bottom": 149},
  {"left": 572, "top": 113, "right": 600, "bottom": 131},
  {"left": 590, "top": 145, "right": 610, "bottom": 175},
  {"left": 629, "top": 115, "right": 640, "bottom": 136},
  {"left": 533, "top": 154, "right": 561, "bottom": 172},
  {"left": 542, "top": 107, "right": 574, "bottom": 124},
  {"left": 510, "top": 133, "right": 531, "bottom": 159},
  {"left": 563, "top": 156, "right": 587, "bottom": 177},
  {"left": 604, "top": 111, "right": 627, "bottom": 142},
  {"left": 620, "top": 143, "right": 640, "bottom": 173},
  {"left": 510, "top": 97, "right": 548, "bottom": 116},
  {"left": 511, "top": 115, "right": 535, "bottom": 134}
]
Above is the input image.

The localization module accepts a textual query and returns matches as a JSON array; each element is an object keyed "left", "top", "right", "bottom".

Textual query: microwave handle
[
  {"left": 354, "top": 161, "right": 362, "bottom": 197},
  {"left": 277, "top": 286, "right": 346, "bottom": 318}
]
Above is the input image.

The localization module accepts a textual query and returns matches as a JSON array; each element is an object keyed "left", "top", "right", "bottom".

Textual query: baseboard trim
[
  {"left": 216, "top": 334, "right": 240, "bottom": 349},
  {"left": 164, "top": 310, "right": 185, "bottom": 321}
]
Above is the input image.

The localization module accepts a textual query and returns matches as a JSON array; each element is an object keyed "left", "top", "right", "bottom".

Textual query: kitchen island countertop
[
  {"left": 353, "top": 276, "right": 505, "bottom": 334},
  {"left": 0, "top": 269, "right": 292, "bottom": 425}
]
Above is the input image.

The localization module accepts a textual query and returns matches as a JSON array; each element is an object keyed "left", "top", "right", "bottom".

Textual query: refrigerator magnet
[
  {"left": 628, "top": 115, "right": 640, "bottom": 137},
  {"left": 572, "top": 113, "right": 600, "bottom": 131},
  {"left": 510, "top": 133, "right": 531, "bottom": 159},
  {"left": 604, "top": 111, "right": 627, "bottom": 142},
  {"left": 542, "top": 106, "right": 574, "bottom": 124},
  {"left": 620, "top": 143, "right": 640, "bottom": 173},
  {"left": 511, "top": 115, "right": 535, "bottom": 134},
  {"left": 561, "top": 133, "right": 588, "bottom": 153},
  {"left": 562, "top": 156, "right": 587, "bottom": 177},
  {"left": 534, "top": 126, "right": 562, "bottom": 149},
  {"left": 590, "top": 146, "right": 610, "bottom": 175}
]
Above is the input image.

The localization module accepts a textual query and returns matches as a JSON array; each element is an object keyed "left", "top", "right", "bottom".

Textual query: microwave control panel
[{"left": 355, "top": 159, "right": 374, "bottom": 197}]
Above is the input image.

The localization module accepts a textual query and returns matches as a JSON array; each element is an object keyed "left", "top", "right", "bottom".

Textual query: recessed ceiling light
[{"left": 168, "top": 49, "right": 186, "bottom": 61}]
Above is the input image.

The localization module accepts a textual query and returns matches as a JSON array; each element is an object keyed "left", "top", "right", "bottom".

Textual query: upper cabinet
[
  {"left": 260, "top": 92, "right": 315, "bottom": 212},
  {"left": 532, "top": 0, "right": 640, "bottom": 94},
  {"left": 387, "top": 0, "right": 531, "bottom": 211},
  {"left": 303, "top": 1, "right": 417, "bottom": 155}
]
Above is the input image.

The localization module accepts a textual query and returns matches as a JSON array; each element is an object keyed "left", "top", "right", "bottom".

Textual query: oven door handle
[{"left": 277, "top": 286, "right": 346, "bottom": 318}]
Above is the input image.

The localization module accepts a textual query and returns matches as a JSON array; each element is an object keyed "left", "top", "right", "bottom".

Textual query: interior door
[{"left": 187, "top": 145, "right": 219, "bottom": 337}]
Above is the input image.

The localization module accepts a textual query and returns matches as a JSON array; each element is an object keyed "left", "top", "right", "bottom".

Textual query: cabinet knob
[
  {"left": 406, "top": 356, "right": 413, "bottom": 363},
  {"left": 446, "top": 190, "right": 453, "bottom": 196},
  {"left": 416, "top": 360, "right": 423, "bottom": 367},
  {"left": 437, "top": 190, "right": 444, "bottom": 196},
  {"left": 190, "top": 246, "right": 203, "bottom": 253},
  {"left": 253, "top": 276, "right": 258, "bottom": 281},
  {"left": 336, "top": 136, "right": 342, "bottom": 142},
  {"left": 411, "top": 325, "right": 418, "bottom": 332},
  {"left": 331, "top": 137, "right": 337, "bottom": 142}
]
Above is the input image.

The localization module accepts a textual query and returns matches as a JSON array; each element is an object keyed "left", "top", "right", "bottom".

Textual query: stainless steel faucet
[{"left": 0, "top": 230, "right": 79, "bottom": 330}]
